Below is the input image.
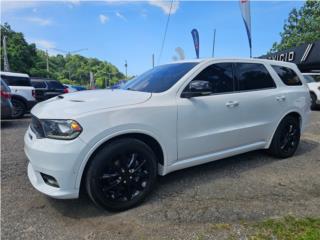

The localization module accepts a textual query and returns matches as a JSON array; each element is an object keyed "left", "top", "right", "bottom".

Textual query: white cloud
[
  {"left": 1, "top": 1, "right": 44, "bottom": 13},
  {"left": 115, "top": 11, "right": 127, "bottom": 21},
  {"left": 99, "top": 14, "right": 109, "bottom": 24},
  {"left": 148, "top": 0, "right": 180, "bottom": 15},
  {"left": 33, "top": 39, "right": 56, "bottom": 49},
  {"left": 25, "top": 17, "right": 53, "bottom": 26}
]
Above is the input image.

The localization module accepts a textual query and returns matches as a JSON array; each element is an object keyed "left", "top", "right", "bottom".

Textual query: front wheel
[
  {"left": 85, "top": 138, "right": 157, "bottom": 211},
  {"left": 268, "top": 115, "right": 300, "bottom": 158}
]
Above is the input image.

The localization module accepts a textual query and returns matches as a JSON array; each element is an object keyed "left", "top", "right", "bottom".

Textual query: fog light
[{"left": 40, "top": 173, "right": 59, "bottom": 188}]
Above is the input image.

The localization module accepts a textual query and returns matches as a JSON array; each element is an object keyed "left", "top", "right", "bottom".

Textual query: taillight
[
  {"left": 32, "top": 89, "right": 35, "bottom": 98},
  {"left": 1, "top": 90, "right": 11, "bottom": 99},
  {"left": 63, "top": 88, "right": 69, "bottom": 94}
]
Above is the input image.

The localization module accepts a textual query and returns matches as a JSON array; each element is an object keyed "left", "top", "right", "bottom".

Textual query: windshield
[
  {"left": 122, "top": 62, "right": 198, "bottom": 93},
  {"left": 304, "top": 74, "right": 320, "bottom": 83}
]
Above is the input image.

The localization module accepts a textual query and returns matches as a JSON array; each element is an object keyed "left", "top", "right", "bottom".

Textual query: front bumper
[{"left": 24, "top": 127, "right": 86, "bottom": 199}]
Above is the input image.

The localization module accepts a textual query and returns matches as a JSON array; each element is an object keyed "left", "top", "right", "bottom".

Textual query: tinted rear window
[
  {"left": 1, "top": 75, "right": 31, "bottom": 86},
  {"left": 46, "top": 80, "right": 64, "bottom": 89},
  {"left": 304, "top": 74, "right": 320, "bottom": 83},
  {"left": 236, "top": 63, "right": 276, "bottom": 91},
  {"left": 272, "top": 65, "right": 302, "bottom": 86}
]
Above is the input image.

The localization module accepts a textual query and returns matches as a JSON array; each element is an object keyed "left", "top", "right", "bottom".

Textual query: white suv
[
  {"left": 0, "top": 71, "right": 36, "bottom": 118},
  {"left": 25, "top": 58, "right": 310, "bottom": 211},
  {"left": 302, "top": 73, "right": 320, "bottom": 109}
]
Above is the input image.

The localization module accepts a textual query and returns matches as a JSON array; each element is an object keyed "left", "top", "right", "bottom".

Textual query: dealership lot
[{"left": 1, "top": 112, "right": 320, "bottom": 240}]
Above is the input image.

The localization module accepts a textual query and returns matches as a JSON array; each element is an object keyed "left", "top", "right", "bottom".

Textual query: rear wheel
[
  {"left": 11, "top": 99, "right": 26, "bottom": 118},
  {"left": 85, "top": 138, "right": 157, "bottom": 211},
  {"left": 268, "top": 115, "right": 300, "bottom": 158}
]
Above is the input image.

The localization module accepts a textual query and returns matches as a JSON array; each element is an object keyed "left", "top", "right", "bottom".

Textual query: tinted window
[
  {"left": 1, "top": 75, "right": 31, "bottom": 86},
  {"left": 188, "top": 63, "right": 234, "bottom": 94},
  {"left": 122, "top": 63, "right": 198, "bottom": 93},
  {"left": 236, "top": 63, "right": 276, "bottom": 91},
  {"left": 272, "top": 65, "right": 302, "bottom": 86},
  {"left": 304, "top": 74, "right": 320, "bottom": 83},
  {"left": 47, "top": 80, "right": 64, "bottom": 89},
  {"left": 31, "top": 81, "right": 47, "bottom": 88},
  {"left": 1, "top": 79, "right": 11, "bottom": 91}
]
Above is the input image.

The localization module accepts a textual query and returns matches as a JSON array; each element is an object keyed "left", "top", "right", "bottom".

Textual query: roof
[
  {"left": 166, "top": 57, "right": 298, "bottom": 67},
  {"left": 0, "top": 71, "right": 29, "bottom": 78}
]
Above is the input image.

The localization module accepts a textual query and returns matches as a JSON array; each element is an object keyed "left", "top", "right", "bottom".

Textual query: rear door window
[
  {"left": 1, "top": 75, "right": 31, "bottom": 86},
  {"left": 272, "top": 65, "right": 302, "bottom": 86},
  {"left": 235, "top": 63, "right": 276, "bottom": 91}
]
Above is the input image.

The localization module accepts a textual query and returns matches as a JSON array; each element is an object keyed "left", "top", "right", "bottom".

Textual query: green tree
[
  {"left": 1, "top": 23, "right": 37, "bottom": 73},
  {"left": 270, "top": 0, "right": 320, "bottom": 52}
]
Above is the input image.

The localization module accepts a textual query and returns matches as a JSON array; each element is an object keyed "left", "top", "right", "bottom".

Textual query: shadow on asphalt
[
  {"left": 46, "top": 138, "right": 319, "bottom": 218},
  {"left": 1, "top": 115, "right": 31, "bottom": 129}
]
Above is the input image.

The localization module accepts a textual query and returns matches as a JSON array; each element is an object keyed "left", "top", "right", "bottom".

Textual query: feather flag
[
  {"left": 239, "top": 0, "right": 252, "bottom": 57},
  {"left": 191, "top": 29, "right": 200, "bottom": 59}
]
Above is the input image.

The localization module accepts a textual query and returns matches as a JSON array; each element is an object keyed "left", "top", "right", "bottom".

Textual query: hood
[{"left": 31, "top": 89, "right": 151, "bottom": 119}]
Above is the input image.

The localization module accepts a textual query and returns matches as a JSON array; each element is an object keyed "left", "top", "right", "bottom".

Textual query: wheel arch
[
  {"left": 266, "top": 111, "right": 302, "bottom": 148},
  {"left": 76, "top": 131, "right": 166, "bottom": 190},
  {"left": 11, "top": 94, "right": 28, "bottom": 107}
]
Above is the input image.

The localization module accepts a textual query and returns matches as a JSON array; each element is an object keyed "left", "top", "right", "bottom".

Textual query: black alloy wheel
[
  {"left": 11, "top": 99, "right": 26, "bottom": 118},
  {"left": 268, "top": 115, "right": 300, "bottom": 158},
  {"left": 86, "top": 138, "right": 157, "bottom": 211}
]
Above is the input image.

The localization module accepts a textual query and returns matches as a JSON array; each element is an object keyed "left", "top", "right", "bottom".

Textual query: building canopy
[{"left": 260, "top": 40, "right": 320, "bottom": 73}]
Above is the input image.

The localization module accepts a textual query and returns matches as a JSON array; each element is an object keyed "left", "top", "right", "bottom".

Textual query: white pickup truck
[{"left": 0, "top": 71, "right": 37, "bottom": 118}]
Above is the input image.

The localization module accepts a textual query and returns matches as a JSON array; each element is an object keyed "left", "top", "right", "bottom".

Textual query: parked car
[
  {"left": 72, "top": 85, "right": 87, "bottom": 91},
  {"left": 302, "top": 73, "right": 320, "bottom": 109},
  {"left": 110, "top": 80, "right": 127, "bottom": 89},
  {"left": 0, "top": 71, "right": 36, "bottom": 118},
  {"left": 1, "top": 79, "right": 13, "bottom": 119},
  {"left": 63, "top": 84, "right": 77, "bottom": 93},
  {"left": 25, "top": 58, "right": 310, "bottom": 211},
  {"left": 31, "top": 78, "right": 67, "bottom": 102}
]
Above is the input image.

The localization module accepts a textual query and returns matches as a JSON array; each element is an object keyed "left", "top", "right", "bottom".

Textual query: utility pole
[
  {"left": 125, "top": 60, "right": 128, "bottom": 79},
  {"left": 3, "top": 36, "right": 10, "bottom": 72},
  {"left": 46, "top": 50, "right": 49, "bottom": 73},
  {"left": 212, "top": 29, "right": 216, "bottom": 58},
  {"left": 152, "top": 54, "right": 155, "bottom": 68}
]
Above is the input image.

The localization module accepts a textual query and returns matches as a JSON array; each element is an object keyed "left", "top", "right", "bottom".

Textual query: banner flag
[
  {"left": 191, "top": 29, "right": 200, "bottom": 59},
  {"left": 239, "top": 0, "right": 252, "bottom": 57}
]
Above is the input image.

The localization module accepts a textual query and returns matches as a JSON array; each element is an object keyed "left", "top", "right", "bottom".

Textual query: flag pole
[{"left": 212, "top": 29, "right": 216, "bottom": 57}]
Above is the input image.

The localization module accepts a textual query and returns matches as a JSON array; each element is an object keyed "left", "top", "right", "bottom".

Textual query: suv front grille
[{"left": 30, "top": 116, "right": 45, "bottom": 138}]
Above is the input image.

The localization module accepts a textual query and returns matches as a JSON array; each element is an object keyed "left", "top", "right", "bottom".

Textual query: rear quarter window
[{"left": 272, "top": 65, "right": 302, "bottom": 86}]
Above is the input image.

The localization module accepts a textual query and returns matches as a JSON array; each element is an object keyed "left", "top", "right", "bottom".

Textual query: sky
[{"left": 1, "top": 0, "right": 305, "bottom": 76}]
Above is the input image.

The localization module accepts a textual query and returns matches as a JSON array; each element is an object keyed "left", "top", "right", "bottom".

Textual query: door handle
[
  {"left": 226, "top": 101, "right": 239, "bottom": 107},
  {"left": 276, "top": 96, "right": 286, "bottom": 102}
]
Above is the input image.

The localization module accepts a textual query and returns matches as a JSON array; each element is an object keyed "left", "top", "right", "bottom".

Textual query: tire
[
  {"left": 310, "top": 92, "right": 317, "bottom": 110},
  {"left": 11, "top": 99, "right": 26, "bottom": 118},
  {"left": 268, "top": 115, "right": 300, "bottom": 158},
  {"left": 85, "top": 138, "right": 157, "bottom": 211}
]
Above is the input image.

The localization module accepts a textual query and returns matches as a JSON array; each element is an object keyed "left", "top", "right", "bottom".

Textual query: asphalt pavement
[{"left": 1, "top": 112, "right": 320, "bottom": 240}]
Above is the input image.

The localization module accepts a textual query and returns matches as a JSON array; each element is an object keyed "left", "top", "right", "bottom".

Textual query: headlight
[{"left": 41, "top": 119, "right": 82, "bottom": 140}]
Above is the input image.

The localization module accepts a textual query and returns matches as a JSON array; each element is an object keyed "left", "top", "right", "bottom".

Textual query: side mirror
[{"left": 181, "top": 80, "right": 212, "bottom": 98}]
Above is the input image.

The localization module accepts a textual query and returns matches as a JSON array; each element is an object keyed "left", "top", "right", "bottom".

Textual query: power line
[{"left": 157, "top": 0, "right": 174, "bottom": 65}]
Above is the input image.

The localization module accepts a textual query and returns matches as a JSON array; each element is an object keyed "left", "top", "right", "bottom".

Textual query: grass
[{"left": 248, "top": 216, "right": 320, "bottom": 240}]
